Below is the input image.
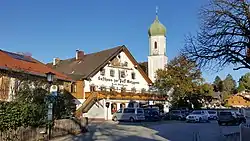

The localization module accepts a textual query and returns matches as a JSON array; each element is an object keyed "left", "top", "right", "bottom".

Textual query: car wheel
[
  {"left": 178, "top": 117, "right": 182, "bottom": 120},
  {"left": 129, "top": 117, "right": 135, "bottom": 122},
  {"left": 113, "top": 116, "right": 117, "bottom": 122},
  {"left": 199, "top": 117, "right": 202, "bottom": 123},
  {"left": 218, "top": 121, "right": 222, "bottom": 126}
]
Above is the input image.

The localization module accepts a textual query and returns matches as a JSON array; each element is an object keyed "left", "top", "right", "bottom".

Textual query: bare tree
[{"left": 183, "top": 0, "right": 250, "bottom": 71}]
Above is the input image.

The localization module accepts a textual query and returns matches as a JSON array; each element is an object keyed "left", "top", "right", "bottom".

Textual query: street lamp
[
  {"left": 46, "top": 72, "right": 55, "bottom": 84},
  {"left": 45, "top": 72, "right": 55, "bottom": 140}
]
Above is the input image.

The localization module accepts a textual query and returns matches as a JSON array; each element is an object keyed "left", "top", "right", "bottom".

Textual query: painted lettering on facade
[{"left": 98, "top": 76, "right": 139, "bottom": 85}]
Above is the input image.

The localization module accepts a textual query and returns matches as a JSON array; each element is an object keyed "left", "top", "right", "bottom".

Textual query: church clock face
[{"left": 153, "top": 49, "right": 159, "bottom": 55}]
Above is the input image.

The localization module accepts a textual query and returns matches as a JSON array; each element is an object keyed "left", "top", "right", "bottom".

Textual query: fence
[{"left": 0, "top": 118, "right": 88, "bottom": 141}]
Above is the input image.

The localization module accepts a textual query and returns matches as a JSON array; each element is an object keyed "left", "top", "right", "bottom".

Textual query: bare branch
[{"left": 182, "top": 0, "right": 250, "bottom": 71}]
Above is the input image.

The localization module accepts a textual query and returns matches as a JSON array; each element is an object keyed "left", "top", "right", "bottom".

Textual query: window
[
  {"left": 116, "top": 109, "right": 122, "bottom": 113},
  {"left": 124, "top": 62, "right": 128, "bottom": 67},
  {"left": 131, "top": 87, "right": 136, "bottom": 93},
  {"left": 208, "top": 111, "right": 216, "bottom": 114},
  {"left": 110, "top": 69, "right": 115, "bottom": 77},
  {"left": 154, "top": 41, "right": 157, "bottom": 49},
  {"left": 100, "top": 69, "right": 105, "bottom": 76},
  {"left": 100, "top": 86, "right": 106, "bottom": 91},
  {"left": 124, "top": 108, "right": 135, "bottom": 113},
  {"left": 90, "top": 85, "right": 96, "bottom": 92},
  {"left": 120, "top": 103, "right": 125, "bottom": 109},
  {"left": 137, "top": 109, "right": 144, "bottom": 114},
  {"left": 121, "top": 87, "right": 126, "bottom": 92},
  {"left": 120, "top": 71, "right": 125, "bottom": 78},
  {"left": 118, "top": 55, "right": 121, "bottom": 59},
  {"left": 110, "top": 86, "right": 115, "bottom": 92},
  {"left": 71, "top": 83, "right": 77, "bottom": 93},
  {"left": 111, "top": 103, "right": 117, "bottom": 114},
  {"left": 141, "top": 88, "right": 146, "bottom": 93},
  {"left": 131, "top": 72, "right": 136, "bottom": 79},
  {"left": 192, "top": 111, "right": 202, "bottom": 115}
]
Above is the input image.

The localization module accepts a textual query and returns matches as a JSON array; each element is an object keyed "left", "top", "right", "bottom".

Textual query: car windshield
[
  {"left": 172, "top": 111, "right": 180, "bottom": 114},
  {"left": 137, "top": 109, "right": 144, "bottom": 114},
  {"left": 208, "top": 111, "right": 216, "bottom": 114},
  {"left": 219, "top": 112, "right": 231, "bottom": 115},
  {"left": 192, "top": 111, "right": 201, "bottom": 115}
]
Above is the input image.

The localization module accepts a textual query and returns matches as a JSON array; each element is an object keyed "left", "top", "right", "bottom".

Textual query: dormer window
[
  {"left": 100, "top": 69, "right": 105, "bottom": 76},
  {"left": 110, "top": 69, "right": 115, "bottom": 77},
  {"left": 154, "top": 41, "right": 157, "bottom": 49}
]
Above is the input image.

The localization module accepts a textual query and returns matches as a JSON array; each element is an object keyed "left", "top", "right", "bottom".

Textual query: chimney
[
  {"left": 76, "top": 50, "right": 84, "bottom": 60},
  {"left": 53, "top": 58, "right": 60, "bottom": 65}
]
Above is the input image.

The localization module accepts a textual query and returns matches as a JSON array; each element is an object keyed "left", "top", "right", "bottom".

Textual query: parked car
[
  {"left": 144, "top": 108, "right": 161, "bottom": 121},
  {"left": 186, "top": 110, "right": 209, "bottom": 123},
  {"left": 164, "top": 110, "right": 186, "bottom": 120},
  {"left": 207, "top": 110, "right": 218, "bottom": 120},
  {"left": 217, "top": 111, "right": 246, "bottom": 125},
  {"left": 235, "top": 112, "right": 247, "bottom": 124},
  {"left": 112, "top": 108, "right": 145, "bottom": 122}
]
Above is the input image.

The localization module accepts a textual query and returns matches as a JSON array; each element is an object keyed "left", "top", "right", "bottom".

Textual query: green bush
[{"left": 0, "top": 87, "right": 76, "bottom": 133}]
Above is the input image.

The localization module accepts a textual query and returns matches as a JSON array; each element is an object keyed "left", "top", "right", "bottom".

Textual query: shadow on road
[{"left": 64, "top": 121, "right": 169, "bottom": 141}]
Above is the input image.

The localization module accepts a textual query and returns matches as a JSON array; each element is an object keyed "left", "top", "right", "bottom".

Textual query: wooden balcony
[{"left": 85, "top": 91, "right": 167, "bottom": 101}]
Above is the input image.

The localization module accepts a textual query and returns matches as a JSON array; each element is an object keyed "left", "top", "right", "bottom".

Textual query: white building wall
[
  {"left": 83, "top": 99, "right": 105, "bottom": 119},
  {"left": 84, "top": 51, "right": 150, "bottom": 93}
]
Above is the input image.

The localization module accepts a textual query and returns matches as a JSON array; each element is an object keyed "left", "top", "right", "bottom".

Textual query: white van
[{"left": 112, "top": 108, "right": 145, "bottom": 122}]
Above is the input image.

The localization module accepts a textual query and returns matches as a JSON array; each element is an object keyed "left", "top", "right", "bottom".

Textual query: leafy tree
[
  {"left": 183, "top": 0, "right": 250, "bottom": 70},
  {"left": 237, "top": 83, "right": 246, "bottom": 92},
  {"left": 154, "top": 55, "right": 206, "bottom": 109},
  {"left": 213, "top": 76, "right": 223, "bottom": 92},
  {"left": 238, "top": 72, "right": 250, "bottom": 92},
  {"left": 199, "top": 83, "right": 214, "bottom": 96},
  {"left": 223, "top": 74, "right": 236, "bottom": 94}
]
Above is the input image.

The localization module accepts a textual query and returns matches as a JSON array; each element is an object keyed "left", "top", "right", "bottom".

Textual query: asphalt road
[{"left": 53, "top": 120, "right": 245, "bottom": 141}]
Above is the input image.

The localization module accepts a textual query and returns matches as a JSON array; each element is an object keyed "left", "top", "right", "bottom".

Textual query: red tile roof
[{"left": 0, "top": 50, "right": 72, "bottom": 81}]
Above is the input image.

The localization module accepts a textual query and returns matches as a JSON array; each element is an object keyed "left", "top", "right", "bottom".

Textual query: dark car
[
  {"left": 217, "top": 111, "right": 246, "bottom": 125},
  {"left": 235, "top": 112, "right": 246, "bottom": 123},
  {"left": 164, "top": 110, "right": 186, "bottom": 120},
  {"left": 144, "top": 108, "right": 161, "bottom": 121}
]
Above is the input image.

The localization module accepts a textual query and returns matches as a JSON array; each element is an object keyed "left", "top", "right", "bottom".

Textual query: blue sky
[{"left": 0, "top": 0, "right": 248, "bottom": 83}]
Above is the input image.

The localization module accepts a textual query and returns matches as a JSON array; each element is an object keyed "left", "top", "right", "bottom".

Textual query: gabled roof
[
  {"left": 0, "top": 49, "right": 72, "bottom": 81},
  {"left": 47, "top": 45, "right": 152, "bottom": 84}
]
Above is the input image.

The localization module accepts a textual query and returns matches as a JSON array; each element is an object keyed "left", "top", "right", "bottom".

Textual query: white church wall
[{"left": 149, "top": 35, "right": 166, "bottom": 56}]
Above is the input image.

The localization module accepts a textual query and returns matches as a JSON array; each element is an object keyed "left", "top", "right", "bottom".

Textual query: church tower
[{"left": 148, "top": 8, "right": 168, "bottom": 82}]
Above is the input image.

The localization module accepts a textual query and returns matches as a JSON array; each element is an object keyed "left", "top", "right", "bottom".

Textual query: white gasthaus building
[{"left": 49, "top": 12, "right": 168, "bottom": 120}]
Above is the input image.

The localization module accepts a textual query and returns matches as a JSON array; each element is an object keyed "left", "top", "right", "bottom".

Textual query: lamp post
[{"left": 45, "top": 72, "right": 55, "bottom": 140}]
